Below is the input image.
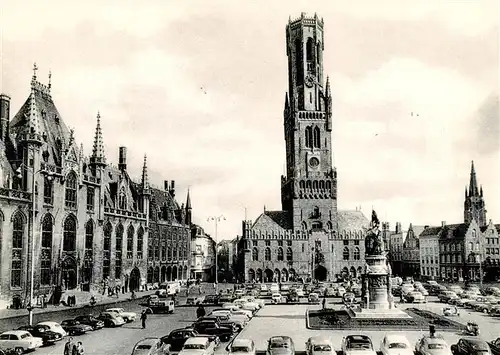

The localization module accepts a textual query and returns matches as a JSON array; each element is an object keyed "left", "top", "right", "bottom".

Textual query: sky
[{"left": 1, "top": 0, "right": 499, "bottom": 240}]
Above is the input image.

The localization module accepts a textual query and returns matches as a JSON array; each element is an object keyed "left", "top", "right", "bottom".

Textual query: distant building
[
  {"left": 388, "top": 223, "right": 406, "bottom": 276},
  {"left": 238, "top": 13, "right": 369, "bottom": 283},
  {"left": 401, "top": 224, "right": 427, "bottom": 278},
  {"left": 190, "top": 224, "right": 215, "bottom": 282},
  {"left": 419, "top": 223, "right": 443, "bottom": 280}
]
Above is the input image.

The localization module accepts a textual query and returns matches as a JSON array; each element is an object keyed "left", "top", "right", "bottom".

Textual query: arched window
[
  {"left": 354, "top": 247, "right": 360, "bottom": 260},
  {"left": 137, "top": 227, "right": 144, "bottom": 259},
  {"left": 469, "top": 242, "right": 473, "bottom": 251},
  {"left": 316, "top": 42, "right": 322, "bottom": 64},
  {"left": 43, "top": 177, "right": 53, "bottom": 205},
  {"left": 85, "top": 220, "right": 94, "bottom": 250},
  {"left": 167, "top": 245, "right": 172, "bottom": 260},
  {"left": 326, "top": 181, "right": 332, "bottom": 190},
  {"left": 11, "top": 212, "right": 24, "bottom": 287},
  {"left": 326, "top": 221, "right": 333, "bottom": 230},
  {"left": 305, "top": 126, "right": 313, "bottom": 148},
  {"left": 286, "top": 247, "right": 293, "bottom": 261},
  {"left": 343, "top": 247, "right": 350, "bottom": 260},
  {"left": 306, "top": 38, "right": 314, "bottom": 61},
  {"left": 103, "top": 222, "right": 112, "bottom": 279},
  {"left": 299, "top": 180, "right": 305, "bottom": 189},
  {"left": 63, "top": 215, "right": 76, "bottom": 251},
  {"left": 64, "top": 172, "right": 77, "bottom": 208},
  {"left": 127, "top": 224, "right": 134, "bottom": 259},
  {"left": 277, "top": 247, "right": 284, "bottom": 261},
  {"left": 301, "top": 221, "right": 307, "bottom": 230},
  {"left": 252, "top": 248, "right": 259, "bottom": 261},
  {"left": 41, "top": 214, "right": 53, "bottom": 285},
  {"left": 265, "top": 247, "right": 271, "bottom": 261},
  {"left": 118, "top": 187, "right": 127, "bottom": 210},
  {"left": 313, "top": 126, "right": 320, "bottom": 148},
  {"left": 295, "top": 39, "right": 303, "bottom": 86},
  {"left": 115, "top": 224, "right": 123, "bottom": 278},
  {"left": 312, "top": 181, "right": 318, "bottom": 190}
]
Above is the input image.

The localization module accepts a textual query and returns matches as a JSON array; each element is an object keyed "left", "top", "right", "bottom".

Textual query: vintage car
[
  {"left": 178, "top": 337, "right": 216, "bottom": 355},
  {"left": 60, "top": 319, "right": 93, "bottom": 335},
  {"left": 266, "top": 336, "right": 295, "bottom": 355},
  {"left": 229, "top": 339, "right": 256, "bottom": 355},
  {"left": 443, "top": 306, "right": 460, "bottom": 316},
  {"left": 487, "top": 338, "right": 500, "bottom": 355},
  {"left": 36, "top": 321, "right": 67, "bottom": 337},
  {"left": 131, "top": 337, "right": 170, "bottom": 355},
  {"left": 404, "top": 291, "right": 426, "bottom": 303},
  {"left": 186, "top": 297, "right": 203, "bottom": 305},
  {"left": 161, "top": 328, "right": 219, "bottom": 352},
  {"left": 415, "top": 335, "right": 452, "bottom": 355},
  {"left": 98, "top": 311, "right": 126, "bottom": 327},
  {"left": 17, "top": 324, "right": 63, "bottom": 345},
  {"left": 308, "top": 293, "right": 320, "bottom": 304},
  {"left": 105, "top": 307, "right": 137, "bottom": 322},
  {"left": 380, "top": 334, "right": 413, "bottom": 355},
  {"left": 272, "top": 293, "right": 283, "bottom": 304},
  {"left": 74, "top": 315, "right": 105, "bottom": 330},
  {"left": 341, "top": 335, "right": 377, "bottom": 355},
  {"left": 451, "top": 337, "right": 492, "bottom": 355},
  {"left": 0, "top": 330, "right": 43, "bottom": 353},
  {"left": 305, "top": 336, "right": 335, "bottom": 355}
]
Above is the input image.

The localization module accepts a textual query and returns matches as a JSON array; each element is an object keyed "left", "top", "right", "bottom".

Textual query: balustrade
[{"left": 0, "top": 187, "right": 32, "bottom": 202}]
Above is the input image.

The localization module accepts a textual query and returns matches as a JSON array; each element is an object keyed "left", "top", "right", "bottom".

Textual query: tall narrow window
[
  {"left": 64, "top": 172, "right": 77, "bottom": 209},
  {"left": 286, "top": 247, "right": 293, "bottom": 261},
  {"left": 305, "top": 126, "right": 313, "bottom": 148},
  {"left": 86, "top": 187, "right": 95, "bottom": 211},
  {"left": 295, "top": 39, "right": 303, "bottom": 86},
  {"left": 137, "top": 227, "right": 144, "bottom": 259},
  {"left": 354, "top": 247, "right": 361, "bottom": 260},
  {"left": 43, "top": 178, "right": 53, "bottom": 205},
  {"left": 252, "top": 248, "right": 259, "bottom": 261},
  {"left": 85, "top": 220, "right": 94, "bottom": 250},
  {"left": 115, "top": 224, "right": 123, "bottom": 278},
  {"left": 11, "top": 212, "right": 24, "bottom": 288},
  {"left": 63, "top": 215, "right": 77, "bottom": 251},
  {"left": 265, "top": 247, "right": 271, "bottom": 261},
  {"left": 343, "top": 247, "right": 350, "bottom": 260},
  {"left": 103, "top": 222, "right": 112, "bottom": 279},
  {"left": 127, "top": 224, "right": 134, "bottom": 259},
  {"left": 277, "top": 247, "right": 284, "bottom": 261},
  {"left": 41, "top": 214, "right": 53, "bottom": 285},
  {"left": 313, "top": 127, "right": 320, "bottom": 148}
]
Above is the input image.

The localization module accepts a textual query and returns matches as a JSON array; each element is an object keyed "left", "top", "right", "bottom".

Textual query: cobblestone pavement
[{"left": 234, "top": 299, "right": 500, "bottom": 353}]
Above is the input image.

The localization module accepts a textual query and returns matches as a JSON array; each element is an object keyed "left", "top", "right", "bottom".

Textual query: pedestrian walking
[
  {"left": 64, "top": 337, "right": 74, "bottom": 355},
  {"left": 196, "top": 305, "right": 206, "bottom": 319},
  {"left": 322, "top": 297, "right": 326, "bottom": 309},
  {"left": 73, "top": 341, "right": 84, "bottom": 355},
  {"left": 140, "top": 310, "right": 148, "bottom": 329}
]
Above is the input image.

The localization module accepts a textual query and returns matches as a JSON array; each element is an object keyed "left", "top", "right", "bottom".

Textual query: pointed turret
[
  {"left": 469, "top": 160, "right": 479, "bottom": 196},
  {"left": 325, "top": 76, "right": 332, "bottom": 132},
  {"left": 141, "top": 154, "right": 150, "bottom": 194},
  {"left": 186, "top": 188, "right": 192, "bottom": 210},
  {"left": 284, "top": 93, "right": 289, "bottom": 112},
  {"left": 25, "top": 63, "right": 42, "bottom": 142},
  {"left": 89, "top": 112, "right": 106, "bottom": 167},
  {"left": 480, "top": 185, "right": 483, "bottom": 197},
  {"left": 465, "top": 186, "right": 468, "bottom": 198}
]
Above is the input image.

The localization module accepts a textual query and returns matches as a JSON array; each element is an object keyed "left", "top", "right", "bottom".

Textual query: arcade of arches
[
  {"left": 246, "top": 265, "right": 363, "bottom": 283},
  {"left": 147, "top": 265, "right": 189, "bottom": 284}
]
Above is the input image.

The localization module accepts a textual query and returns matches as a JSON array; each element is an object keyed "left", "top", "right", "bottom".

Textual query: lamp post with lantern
[{"left": 207, "top": 215, "right": 225, "bottom": 293}]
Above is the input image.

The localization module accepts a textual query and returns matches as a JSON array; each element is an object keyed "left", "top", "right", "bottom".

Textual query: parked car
[
  {"left": 131, "top": 337, "right": 170, "bottom": 355},
  {"left": 230, "top": 339, "right": 256, "bottom": 355},
  {"left": 404, "top": 291, "right": 426, "bottom": 304},
  {"left": 36, "top": 321, "right": 67, "bottom": 337},
  {"left": 192, "top": 320, "right": 234, "bottom": 342},
  {"left": 17, "top": 324, "right": 63, "bottom": 345},
  {"left": 305, "top": 336, "right": 335, "bottom": 355},
  {"left": 272, "top": 293, "right": 283, "bottom": 304},
  {"left": 341, "top": 335, "right": 377, "bottom": 355},
  {"left": 415, "top": 334, "right": 452, "bottom": 355},
  {"left": 0, "top": 330, "right": 43, "bottom": 353},
  {"left": 105, "top": 307, "right": 137, "bottom": 322},
  {"left": 186, "top": 297, "right": 203, "bottom": 305},
  {"left": 487, "top": 338, "right": 500, "bottom": 355},
  {"left": 74, "top": 315, "right": 105, "bottom": 330},
  {"left": 60, "top": 320, "right": 93, "bottom": 335},
  {"left": 162, "top": 328, "right": 220, "bottom": 352},
  {"left": 98, "top": 312, "right": 126, "bottom": 327},
  {"left": 266, "top": 336, "right": 295, "bottom": 355},
  {"left": 380, "top": 334, "right": 413, "bottom": 355},
  {"left": 451, "top": 337, "right": 492, "bottom": 355},
  {"left": 203, "top": 295, "right": 220, "bottom": 305},
  {"left": 178, "top": 337, "right": 216, "bottom": 355},
  {"left": 308, "top": 293, "right": 320, "bottom": 304}
]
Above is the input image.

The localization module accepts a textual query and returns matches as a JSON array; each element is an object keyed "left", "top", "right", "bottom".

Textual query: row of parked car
[
  {"left": 0, "top": 307, "right": 138, "bottom": 354},
  {"left": 131, "top": 296, "right": 265, "bottom": 355},
  {"left": 437, "top": 284, "right": 500, "bottom": 316}
]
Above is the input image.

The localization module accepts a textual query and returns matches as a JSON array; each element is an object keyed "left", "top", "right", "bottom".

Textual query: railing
[
  {"left": 40, "top": 162, "right": 63, "bottom": 175},
  {"left": 83, "top": 174, "right": 101, "bottom": 184},
  {"left": 104, "top": 207, "right": 146, "bottom": 220},
  {"left": 0, "top": 188, "right": 32, "bottom": 202}
]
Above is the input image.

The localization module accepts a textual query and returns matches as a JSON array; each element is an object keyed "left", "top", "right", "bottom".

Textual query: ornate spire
[
  {"left": 465, "top": 186, "right": 468, "bottom": 198},
  {"left": 186, "top": 188, "right": 192, "bottom": 210},
  {"left": 32, "top": 62, "right": 38, "bottom": 83},
  {"left": 325, "top": 76, "right": 331, "bottom": 97},
  {"left": 469, "top": 160, "right": 479, "bottom": 196},
  {"left": 48, "top": 71, "right": 52, "bottom": 92},
  {"left": 141, "top": 154, "right": 149, "bottom": 190},
  {"left": 27, "top": 78, "right": 41, "bottom": 136},
  {"left": 284, "top": 93, "right": 289, "bottom": 111},
  {"left": 480, "top": 185, "right": 483, "bottom": 197},
  {"left": 90, "top": 112, "right": 106, "bottom": 166}
]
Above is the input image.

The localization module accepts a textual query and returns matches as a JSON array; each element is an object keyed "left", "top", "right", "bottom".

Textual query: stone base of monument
[{"left": 347, "top": 305, "right": 412, "bottom": 319}]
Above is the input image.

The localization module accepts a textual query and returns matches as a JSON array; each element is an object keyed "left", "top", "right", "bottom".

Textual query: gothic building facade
[
  {"left": 238, "top": 13, "right": 369, "bottom": 283},
  {"left": 0, "top": 68, "right": 191, "bottom": 306}
]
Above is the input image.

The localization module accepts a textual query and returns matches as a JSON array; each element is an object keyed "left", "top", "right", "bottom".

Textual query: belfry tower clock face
[{"left": 281, "top": 14, "right": 337, "bottom": 231}]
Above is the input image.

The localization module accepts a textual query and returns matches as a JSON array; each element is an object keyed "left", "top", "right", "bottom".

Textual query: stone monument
[{"left": 348, "top": 210, "right": 411, "bottom": 319}]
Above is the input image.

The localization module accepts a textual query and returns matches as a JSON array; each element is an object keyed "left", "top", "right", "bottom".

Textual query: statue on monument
[{"left": 364, "top": 210, "right": 384, "bottom": 256}]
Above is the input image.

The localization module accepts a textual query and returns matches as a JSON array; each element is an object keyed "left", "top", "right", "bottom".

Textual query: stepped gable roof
[
  {"left": 439, "top": 223, "right": 469, "bottom": 240},
  {"left": 337, "top": 210, "right": 369, "bottom": 232},
  {"left": 10, "top": 85, "right": 72, "bottom": 166},
  {"left": 419, "top": 226, "right": 442, "bottom": 237},
  {"left": 263, "top": 210, "right": 291, "bottom": 230}
]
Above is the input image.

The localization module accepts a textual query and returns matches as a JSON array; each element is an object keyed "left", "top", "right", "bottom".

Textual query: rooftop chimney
[
  {"left": 170, "top": 180, "right": 175, "bottom": 197},
  {"left": 441, "top": 221, "right": 446, "bottom": 227},
  {"left": 395, "top": 222, "right": 402, "bottom": 234},
  {"left": 118, "top": 146, "right": 127, "bottom": 171},
  {"left": 164, "top": 180, "right": 169, "bottom": 191}
]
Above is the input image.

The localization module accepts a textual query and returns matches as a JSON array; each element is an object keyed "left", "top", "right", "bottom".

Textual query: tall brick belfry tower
[{"left": 281, "top": 12, "right": 337, "bottom": 231}]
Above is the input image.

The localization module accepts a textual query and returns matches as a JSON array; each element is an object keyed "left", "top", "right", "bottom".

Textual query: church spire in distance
[
  {"left": 469, "top": 160, "right": 479, "bottom": 196},
  {"left": 89, "top": 112, "right": 106, "bottom": 166}
]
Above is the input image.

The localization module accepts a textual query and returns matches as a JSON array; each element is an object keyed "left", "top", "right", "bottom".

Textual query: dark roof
[
  {"left": 480, "top": 225, "right": 488, "bottom": 232},
  {"left": 439, "top": 223, "right": 470, "bottom": 240},
  {"left": 263, "top": 211, "right": 292, "bottom": 230},
  {"left": 10, "top": 87, "right": 71, "bottom": 166},
  {"left": 420, "top": 226, "right": 442, "bottom": 237}
]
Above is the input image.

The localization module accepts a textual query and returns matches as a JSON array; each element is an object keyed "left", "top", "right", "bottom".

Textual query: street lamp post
[
  {"left": 207, "top": 215, "right": 225, "bottom": 292},
  {"left": 16, "top": 163, "right": 53, "bottom": 326}
]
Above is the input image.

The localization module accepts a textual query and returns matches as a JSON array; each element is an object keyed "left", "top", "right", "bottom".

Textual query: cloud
[{"left": 475, "top": 94, "right": 500, "bottom": 155}]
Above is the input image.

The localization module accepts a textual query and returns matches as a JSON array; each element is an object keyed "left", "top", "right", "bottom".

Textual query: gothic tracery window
[
  {"left": 265, "top": 247, "right": 271, "bottom": 261},
  {"left": 115, "top": 224, "right": 123, "bottom": 278},
  {"left": 64, "top": 172, "right": 77, "bottom": 208},
  {"left": 137, "top": 227, "right": 144, "bottom": 259},
  {"left": 41, "top": 214, "right": 53, "bottom": 285},
  {"left": 277, "top": 247, "right": 284, "bottom": 261},
  {"left": 354, "top": 247, "right": 361, "bottom": 260},
  {"left": 305, "top": 126, "right": 313, "bottom": 148},
  {"left": 63, "top": 215, "right": 77, "bottom": 251},
  {"left": 313, "top": 126, "right": 320, "bottom": 148},
  {"left": 252, "top": 248, "right": 259, "bottom": 261},
  {"left": 103, "top": 222, "right": 112, "bottom": 279},
  {"left": 11, "top": 212, "right": 24, "bottom": 288},
  {"left": 127, "top": 224, "right": 134, "bottom": 259},
  {"left": 343, "top": 247, "right": 350, "bottom": 261},
  {"left": 286, "top": 247, "right": 293, "bottom": 261}
]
